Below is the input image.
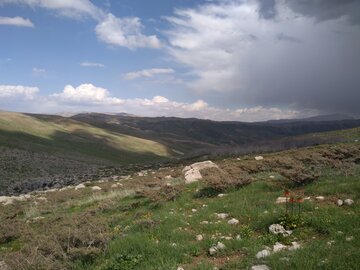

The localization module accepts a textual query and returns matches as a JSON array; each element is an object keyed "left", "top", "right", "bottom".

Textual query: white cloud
[
  {"left": 0, "top": 0, "right": 102, "bottom": 19},
  {"left": 0, "top": 16, "right": 34, "bottom": 27},
  {"left": 51, "top": 83, "right": 123, "bottom": 105},
  {"left": 46, "top": 83, "right": 301, "bottom": 121},
  {"left": 80, "top": 62, "right": 105, "bottom": 68},
  {"left": 95, "top": 13, "right": 162, "bottom": 49},
  {"left": 123, "top": 68, "right": 174, "bottom": 80},
  {"left": 0, "top": 85, "right": 39, "bottom": 99},
  {"left": 32, "top": 67, "right": 46, "bottom": 76}
]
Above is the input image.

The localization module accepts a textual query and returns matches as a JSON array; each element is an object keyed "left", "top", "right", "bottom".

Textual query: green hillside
[{"left": 0, "top": 111, "right": 170, "bottom": 164}]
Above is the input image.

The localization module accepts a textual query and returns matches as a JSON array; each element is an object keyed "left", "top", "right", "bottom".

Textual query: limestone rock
[
  {"left": 228, "top": 218, "right": 239, "bottom": 225},
  {"left": 183, "top": 161, "right": 218, "bottom": 184},
  {"left": 215, "top": 213, "right": 229, "bottom": 219},
  {"left": 251, "top": 265, "right": 270, "bottom": 270},
  {"left": 344, "top": 199, "right": 354, "bottom": 206},
  {"left": 273, "top": 242, "right": 287, "bottom": 252},
  {"left": 256, "top": 249, "right": 271, "bottom": 259},
  {"left": 91, "top": 186, "right": 102, "bottom": 191},
  {"left": 255, "top": 156, "right": 264, "bottom": 160},
  {"left": 275, "top": 197, "right": 289, "bottom": 204},
  {"left": 315, "top": 196, "right": 325, "bottom": 201},
  {"left": 196, "top": 234, "right": 203, "bottom": 241},
  {"left": 337, "top": 199, "right": 344, "bottom": 206},
  {"left": 269, "top": 224, "right": 292, "bottom": 236},
  {"left": 288, "top": 242, "right": 301, "bottom": 251},
  {"left": 75, "top": 184, "right": 86, "bottom": 190}
]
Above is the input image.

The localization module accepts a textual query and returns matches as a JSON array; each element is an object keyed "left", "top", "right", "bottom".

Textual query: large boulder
[{"left": 182, "top": 161, "right": 218, "bottom": 184}]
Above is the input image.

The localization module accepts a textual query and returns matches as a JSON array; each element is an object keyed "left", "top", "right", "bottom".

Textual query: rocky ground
[{"left": 0, "top": 142, "right": 359, "bottom": 269}]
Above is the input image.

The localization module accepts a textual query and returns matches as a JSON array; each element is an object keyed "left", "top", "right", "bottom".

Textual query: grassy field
[
  {"left": 0, "top": 111, "right": 170, "bottom": 164},
  {"left": 0, "top": 141, "right": 359, "bottom": 269}
]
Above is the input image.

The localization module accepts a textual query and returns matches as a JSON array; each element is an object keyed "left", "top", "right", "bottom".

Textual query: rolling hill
[{"left": 1, "top": 110, "right": 360, "bottom": 194}]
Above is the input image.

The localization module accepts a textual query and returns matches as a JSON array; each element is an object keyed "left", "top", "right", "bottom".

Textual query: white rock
[
  {"left": 36, "top": 197, "right": 47, "bottom": 202},
  {"left": 201, "top": 221, "right": 209, "bottom": 225},
  {"left": 183, "top": 161, "right": 218, "bottom": 184},
  {"left": 251, "top": 265, "right": 270, "bottom": 270},
  {"left": 337, "top": 199, "right": 344, "bottom": 206},
  {"left": 236, "top": 235, "right": 241, "bottom": 240},
  {"left": 196, "top": 234, "right": 203, "bottom": 241},
  {"left": 346, "top": 236, "right": 354, "bottom": 241},
  {"left": 218, "top": 193, "right": 225, "bottom": 197},
  {"left": 275, "top": 197, "right": 289, "bottom": 204},
  {"left": 216, "top": 213, "right": 229, "bottom": 219},
  {"left": 269, "top": 224, "right": 292, "bottom": 236},
  {"left": 91, "top": 186, "right": 102, "bottom": 191},
  {"left": 165, "top": 175, "right": 172, "bottom": 179},
  {"left": 344, "top": 199, "right": 354, "bottom": 206},
  {"left": 228, "top": 218, "right": 239, "bottom": 225},
  {"left": 273, "top": 242, "right": 287, "bottom": 252},
  {"left": 256, "top": 249, "right": 271, "bottom": 259},
  {"left": 191, "top": 208, "right": 197, "bottom": 213},
  {"left": 288, "top": 242, "right": 301, "bottom": 251},
  {"left": 75, "top": 184, "right": 86, "bottom": 190},
  {"left": 255, "top": 156, "right": 264, "bottom": 160},
  {"left": 315, "top": 196, "right": 325, "bottom": 201},
  {"left": 177, "top": 267, "right": 185, "bottom": 270},
  {"left": 216, "top": 242, "right": 226, "bottom": 250},
  {"left": 269, "top": 175, "right": 275, "bottom": 179},
  {"left": 209, "top": 247, "right": 217, "bottom": 256}
]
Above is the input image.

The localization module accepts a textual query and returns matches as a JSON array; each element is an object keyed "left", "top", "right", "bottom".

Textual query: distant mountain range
[{"left": 1, "top": 110, "right": 360, "bottom": 194}]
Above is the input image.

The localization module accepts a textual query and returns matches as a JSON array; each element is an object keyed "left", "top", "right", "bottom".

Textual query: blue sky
[{"left": 1, "top": 0, "right": 359, "bottom": 121}]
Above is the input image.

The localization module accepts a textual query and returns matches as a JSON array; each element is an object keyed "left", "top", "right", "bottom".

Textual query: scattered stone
[
  {"left": 346, "top": 236, "right": 354, "bottom": 241},
  {"left": 327, "top": 240, "right": 335, "bottom": 246},
  {"left": 273, "top": 242, "right": 287, "bottom": 252},
  {"left": 196, "top": 234, "right": 203, "bottom": 241},
  {"left": 209, "top": 247, "right": 218, "bottom": 256},
  {"left": 337, "top": 199, "right": 344, "bottom": 206},
  {"left": 280, "top": 257, "right": 290, "bottom": 262},
  {"left": 256, "top": 249, "right": 271, "bottom": 259},
  {"left": 191, "top": 208, "right": 197, "bottom": 213},
  {"left": 75, "top": 184, "right": 86, "bottom": 190},
  {"left": 177, "top": 267, "right": 184, "bottom": 270},
  {"left": 251, "top": 265, "right": 270, "bottom": 270},
  {"left": 218, "top": 193, "right": 225, "bottom": 197},
  {"left": 303, "top": 197, "right": 311, "bottom": 201},
  {"left": 315, "top": 196, "right": 325, "bottom": 201},
  {"left": 236, "top": 235, "right": 241, "bottom": 240},
  {"left": 269, "top": 175, "right": 275, "bottom": 179},
  {"left": 344, "top": 199, "right": 354, "bottom": 206},
  {"left": 171, "top": 243, "right": 177, "bottom": 247},
  {"left": 275, "top": 197, "right": 289, "bottom": 204},
  {"left": 228, "top": 218, "right": 239, "bottom": 225},
  {"left": 236, "top": 158, "right": 241, "bottom": 161},
  {"left": 91, "top": 186, "right": 102, "bottom": 191},
  {"left": 216, "top": 241, "right": 226, "bottom": 250},
  {"left": 255, "top": 156, "right": 264, "bottom": 160},
  {"left": 36, "top": 196, "right": 47, "bottom": 202},
  {"left": 269, "top": 224, "right": 292, "bottom": 236},
  {"left": 201, "top": 221, "right": 209, "bottom": 225},
  {"left": 165, "top": 175, "right": 172, "bottom": 179},
  {"left": 215, "top": 213, "right": 229, "bottom": 219},
  {"left": 288, "top": 242, "right": 301, "bottom": 251}
]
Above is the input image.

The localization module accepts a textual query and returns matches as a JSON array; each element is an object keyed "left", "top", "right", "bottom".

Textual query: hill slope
[
  {"left": 0, "top": 142, "right": 359, "bottom": 269},
  {"left": 0, "top": 111, "right": 170, "bottom": 192}
]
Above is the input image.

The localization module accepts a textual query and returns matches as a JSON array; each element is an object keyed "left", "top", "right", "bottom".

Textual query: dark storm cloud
[
  {"left": 285, "top": 0, "right": 360, "bottom": 25},
  {"left": 257, "top": 0, "right": 277, "bottom": 19},
  {"left": 276, "top": 33, "right": 301, "bottom": 43},
  {"left": 257, "top": 0, "right": 360, "bottom": 24}
]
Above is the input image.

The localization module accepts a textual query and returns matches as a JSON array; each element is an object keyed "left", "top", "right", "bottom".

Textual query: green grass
[
  {"left": 1, "top": 143, "right": 359, "bottom": 269},
  {"left": 0, "top": 111, "right": 170, "bottom": 164}
]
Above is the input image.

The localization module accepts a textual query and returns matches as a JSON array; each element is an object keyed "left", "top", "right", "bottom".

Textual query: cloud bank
[{"left": 0, "top": 16, "right": 34, "bottom": 27}]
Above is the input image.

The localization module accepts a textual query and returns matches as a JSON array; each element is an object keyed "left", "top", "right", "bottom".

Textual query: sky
[{"left": 0, "top": 0, "right": 359, "bottom": 122}]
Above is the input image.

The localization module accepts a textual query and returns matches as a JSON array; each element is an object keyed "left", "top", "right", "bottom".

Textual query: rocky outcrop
[{"left": 182, "top": 161, "right": 218, "bottom": 184}]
